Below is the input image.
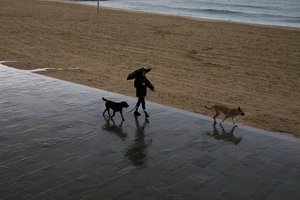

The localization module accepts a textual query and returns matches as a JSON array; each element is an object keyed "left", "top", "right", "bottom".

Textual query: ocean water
[{"left": 77, "top": 0, "right": 300, "bottom": 28}]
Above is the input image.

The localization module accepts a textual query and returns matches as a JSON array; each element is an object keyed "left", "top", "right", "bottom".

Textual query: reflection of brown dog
[
  {"left": 205, "top": 104, "right": 245, "bottom": 126},
  {"left": 210, "top": 121, "right": 242, "bottom": 145}
]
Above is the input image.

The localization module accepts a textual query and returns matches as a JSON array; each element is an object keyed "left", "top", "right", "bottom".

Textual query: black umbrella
[{"left": 127, "top": 67, "right": 152, "bottom": 80}]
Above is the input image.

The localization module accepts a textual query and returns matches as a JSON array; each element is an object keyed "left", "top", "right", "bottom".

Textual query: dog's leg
[
  {"left": 120, "top": 110, "right": 125, "bottom": 121},
  {"left": 111, "top": 118, "right": 115, "bottom": 125},
  {"left": 110, "top": 111, "right": 115, "bottom": 119},
  {"left": 230, "top": 125, "right": 238, "bottom": 133},
  {"left": 220, "top": 123, "right": 225, "bottom": 132},
  {"left": 213, "top": 115, "right": 217, "bottom": 121},
  {"left": 107, "top": 108, "right": 111, "bottom": 117},
  {"left": 213, "top": 110, "right": 219, "bottom": 121},
  {"left": 231, "top": 118, "right": 237, "bottom": 127},
  {"left": 103, "top": 108, "right": 107, "bottom": 116},
  {"left": 221, "top": 115, "right": 229, "bottom": 123}
]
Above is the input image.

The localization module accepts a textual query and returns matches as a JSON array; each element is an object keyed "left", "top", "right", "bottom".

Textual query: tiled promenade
[{"left": 1, "top": 64, "right": 300, "bottom": 200}]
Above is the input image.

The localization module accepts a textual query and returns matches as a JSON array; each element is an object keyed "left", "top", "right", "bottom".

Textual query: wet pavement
[{"left": 1, "top": 64, "right": 300, "bottom": 200}]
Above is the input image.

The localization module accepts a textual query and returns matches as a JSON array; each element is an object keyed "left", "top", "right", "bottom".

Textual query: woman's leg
[
  {"left": 141, "top": 98, "right": 149, "bottom": 117},
  {"left": 135, "top": 97, "right": 143, "bottom": 115},
  {"left": 141, "top": 97, "right": 146, "bottom": 110},
  {"left": 136, "top": 97, "right": 142, "bottom": 108}
]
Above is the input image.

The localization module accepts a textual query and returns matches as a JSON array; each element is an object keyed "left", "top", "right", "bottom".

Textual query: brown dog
[
  {"left": 102, "top": 97, "right": 129, "bottom": 121},
  {"left": 205, "top": 104, "right": 245, "bottom": 126}
]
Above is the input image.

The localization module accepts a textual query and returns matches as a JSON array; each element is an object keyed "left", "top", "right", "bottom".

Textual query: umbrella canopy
[{"left": 127, "top": 67, "right": 152, "bottom": 80}]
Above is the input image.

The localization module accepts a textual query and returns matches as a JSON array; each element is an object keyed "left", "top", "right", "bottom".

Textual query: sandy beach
[{"left": 1, "top": 0, "right": 300, "bottom": 136}]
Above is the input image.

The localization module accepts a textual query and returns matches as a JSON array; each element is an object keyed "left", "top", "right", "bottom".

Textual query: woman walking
[
  {"left": 127, "top": 67, "right": 155, "bottom": 117},
  {"left": 134, "top": 70, "right": 155, "bottom": 117}
]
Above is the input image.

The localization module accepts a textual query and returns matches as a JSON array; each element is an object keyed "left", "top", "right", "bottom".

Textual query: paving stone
[{"left": 1, "top": 64, "right": 300, "bottom": 199}]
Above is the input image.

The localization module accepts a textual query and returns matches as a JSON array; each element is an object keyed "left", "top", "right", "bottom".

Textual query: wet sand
[{"left": 1, "top": 0, "right": 300, "bottom": 136}]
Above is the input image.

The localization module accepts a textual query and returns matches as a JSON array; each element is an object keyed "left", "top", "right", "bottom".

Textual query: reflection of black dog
[
  {"left": 102, "top": 97, "right": 129, "bottom": 121},
  {"left": 210, "top": 121, "right": 242, "bottom": 144},
  {"left": 102, "top": 115, "right": 127, "bottom": 140}
]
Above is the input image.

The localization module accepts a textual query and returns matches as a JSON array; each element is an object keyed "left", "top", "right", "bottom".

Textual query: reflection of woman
[
  {"left": 125, "top": 116, "right": 151, "bottom": 165},
  {"left": 134, "top": 71, "right": 155, "bottom": 117}
]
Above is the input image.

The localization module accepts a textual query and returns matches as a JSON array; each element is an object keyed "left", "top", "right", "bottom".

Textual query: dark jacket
[{"left": 134, "top": 76, "right": 154, "bottom": 97}]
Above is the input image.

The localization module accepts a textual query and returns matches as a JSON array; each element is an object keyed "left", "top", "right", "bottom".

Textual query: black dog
[{"left": 102, "top": 97, "right": 129, "bottom": 121}]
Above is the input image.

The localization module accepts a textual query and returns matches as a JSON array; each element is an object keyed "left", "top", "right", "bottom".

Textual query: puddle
[
  {"left": 0, "top": 61, "right": 18, "bottom": 64},
  {"left": 28, "top": 67, "right": 80, "bottom": 72},
  {"left": 0, "top": 61, "right": 80, "bottom": 73},
  {"left": 35, "top": 138, "right": 71, "bottom": 149},
  {"left": 28, "top": 68, "right": 62, "bottom": 72}
]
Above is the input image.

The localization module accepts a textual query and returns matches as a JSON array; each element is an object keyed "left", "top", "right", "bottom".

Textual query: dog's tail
[
  {"left": 205, "top": 105, "right": 214, "bottom": 110},
  {"left": 102, "top": 97, "right": 107, "bottom": 102}
]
